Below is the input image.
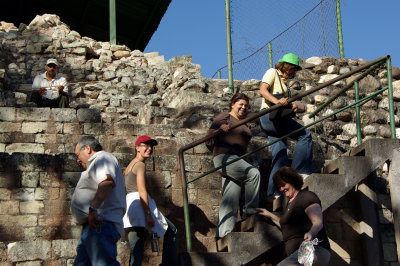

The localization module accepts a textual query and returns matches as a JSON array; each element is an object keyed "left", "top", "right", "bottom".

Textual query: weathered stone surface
[
  {"left": 21, "top": 122, "right": 47, "bottom": 133},
  {"left": 0, "top": 107, "right": 15, "bottom": 121},
  {"left": 342, "top": 123, "right": 357, "bottom": 136},
  {"left": 77, "top": 108, "right": 101, "bottom": 122},
  {"left": 16, "top": 108, "right": 51, "bottom": 121},
  {"left": 52, "top": 109, "right": 76, "bottom": 122},
  {"left": 5, "top": 143, "right": 44, "bottom": 154},
  {"left": 52, "top": 239, "right": 78, "bottom": 258},
  {"left": 21, "top": 172, "right": 40, "bottom": 187},
  {"left": 0, "top": 122, "right": 21, "bottom": 133},
  {"left": 7, "top": 240, "right": 51, "bottom": 262},
  {"left": 20, "top": 201, "right": 44, "bottom": 214}
]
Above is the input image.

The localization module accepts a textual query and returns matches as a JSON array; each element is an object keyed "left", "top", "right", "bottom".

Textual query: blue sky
[{"left": 145, "top": 0, "right": 400, "bottom": 79}]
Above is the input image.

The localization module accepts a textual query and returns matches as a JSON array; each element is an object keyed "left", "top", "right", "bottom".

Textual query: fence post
[
  {"left": 386, "top": 57, "right": 396, "bottom": 138},
  {"left": 335, "top": 0, "right": 344, "bottom": 58},
  {"left": 225, "top": 0, "right": 234, "bottom": 93},
  {"left": 109, "top": 0, "right": 116, "bottom": 45},
  {"left": 354, "top": 81, "right": 362, "bottom": 144},
  {"left": 218, "top": 70, "right": 221, "bottom": 79},
  {"left": 268, "top": 42, "right": 273, "bottom": 68}
]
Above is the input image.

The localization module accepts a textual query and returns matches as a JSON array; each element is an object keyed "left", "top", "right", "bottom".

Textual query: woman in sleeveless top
[{"left": 123, "top": 135, "right": 178, "bottom": 266}]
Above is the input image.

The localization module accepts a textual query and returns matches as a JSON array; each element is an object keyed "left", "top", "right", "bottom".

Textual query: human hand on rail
[
  {"left": 219, "top": 124, "right": 230, "bottom": 133},
  {"left": 277, "top": 97, "right": 289, "bottom": 106},
  {"left": 292, "top": 102, "right": 298, "bottom": 112}
]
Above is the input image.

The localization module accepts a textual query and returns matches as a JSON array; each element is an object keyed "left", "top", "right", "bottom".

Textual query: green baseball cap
[{"left": 278, "top": 53, "right": 302, "bottom": 69}]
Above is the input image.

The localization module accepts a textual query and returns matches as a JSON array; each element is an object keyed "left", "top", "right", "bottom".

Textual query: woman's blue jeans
[
  {"left": 125, "top": 218, "right": 178, "bottom": 266},
  {"left": 260, "top": 112, "right": 313, "bottom": 195}
]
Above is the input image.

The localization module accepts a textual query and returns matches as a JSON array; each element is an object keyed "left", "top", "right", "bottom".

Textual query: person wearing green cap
[{"left": 258, "top": 52, "right": 313, "bottom": 201}]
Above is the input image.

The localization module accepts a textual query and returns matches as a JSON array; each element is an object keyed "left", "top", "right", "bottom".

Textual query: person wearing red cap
[
  {"left": 123, "top": 135, "right": 178, "bottom": 266},
  {"left": 31, "top": 58, "right": 69, "bottom": 108}
]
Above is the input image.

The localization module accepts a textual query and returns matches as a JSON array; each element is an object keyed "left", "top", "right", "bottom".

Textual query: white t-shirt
[
  {"left": 71, "top": 151, "right": 126, "bottom": 236},
  {"left": 32, "top": 72, "right": 68, "bottom": 100},
  {"left": 260, "top": 68, "right": 289, "bottom": 109}
]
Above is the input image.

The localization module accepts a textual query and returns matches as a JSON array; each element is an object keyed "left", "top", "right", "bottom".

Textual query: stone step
[{"left": 189, "top": 225, "right": 282, "bottom": 266}]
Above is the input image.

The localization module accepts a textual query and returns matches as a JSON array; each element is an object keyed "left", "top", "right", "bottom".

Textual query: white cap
[{"left": 46, "top": 58, "right": 58, "bottom": 66}]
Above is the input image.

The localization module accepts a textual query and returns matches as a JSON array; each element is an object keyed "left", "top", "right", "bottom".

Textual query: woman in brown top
[
  {"left": 208, "top": 92, "right": 260, "bottom": 238},
  {"left": 257, "top": 166, "right": 330, "bottom": 265},
  {"left": 123, "top": 135, "right": 178, "bottom": 266}
]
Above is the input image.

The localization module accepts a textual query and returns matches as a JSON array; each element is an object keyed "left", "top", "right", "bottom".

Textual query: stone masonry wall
[{"left": 0, "top": 14, "right": 400, "bottom": 265}]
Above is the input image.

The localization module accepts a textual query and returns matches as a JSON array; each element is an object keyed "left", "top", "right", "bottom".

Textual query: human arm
[
  {"left": 256, "top": 208, "right": 281, "bottom": 228},
  {"left": 304, "top": 203, "right": 324, "bottom": 241},
  {"left": 259, "top": 82, "right": 289, "bottom": 106},
  {"left": 32, "top": 75, "right": 47, "bottom": 95},
  {"left": 57, "top": 76, "right": 68, "bottom": 95},
  {"left": 88, "top": 174, "right": 115, "bottom": 229},
  {"left": 135, "top": 162, "right": 155, "bottom": 227}
]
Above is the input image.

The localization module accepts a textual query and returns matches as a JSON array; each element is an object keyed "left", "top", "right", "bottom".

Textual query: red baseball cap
[{"left": 135, "top": 135, "right": 158, "bottom": 146}]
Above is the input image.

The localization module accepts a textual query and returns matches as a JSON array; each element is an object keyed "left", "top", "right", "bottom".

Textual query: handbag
[
  {"left": 268, "top": 70, "right": 295, "bottom": 121},
  {"left": 269, "top": 94, "right": 295, "bottom": 121}
]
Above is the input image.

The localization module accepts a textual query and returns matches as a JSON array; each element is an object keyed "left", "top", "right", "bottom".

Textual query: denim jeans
[
  {"left": 125, "top": 218, "right": 178, "bottom": 266},
  {"left": 260, "top": 112, "right": 313, "bottom": 195},
  {"left": 74, "top": 222, "right": 121, "bottom": 266},
  {"left": 213, "top": 153, "right": 260, "bottom": 238}
]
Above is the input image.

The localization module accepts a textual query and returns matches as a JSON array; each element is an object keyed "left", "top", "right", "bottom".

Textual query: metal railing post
[
  {"left": 335, "top": 0, "right": 344, "bottom": 58},
  {"left": 217, "top": 70, "right": 221, "bottom": 79},
  {"left": 109, "top": 0, "right": 117, "bottom": 45},
  {"left": 268, "top": 42, "right": 273, "bottom": 68},
  {"left": 225, "top": 0, "right": 234, "bottom": 93},
  {"left": 354, "top": 81, "right": 362, "bottom": 144},
  {"left": 386, "top": 57, "right": 396, "bottom": 138},
  {"left": 179, "top": 152, "right": 192, "bottom": 251}
]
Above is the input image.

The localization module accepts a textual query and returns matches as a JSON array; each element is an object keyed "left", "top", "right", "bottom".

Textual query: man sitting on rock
[{"left": 31, "top": 58, "right": 69, "bottom": 108}]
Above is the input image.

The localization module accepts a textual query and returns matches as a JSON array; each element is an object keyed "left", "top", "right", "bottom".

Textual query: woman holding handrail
[
  {"left": 207, "top": 92, "right": 260, "bottom": 239},
  {"left": 257, "top": 166, "right": 330, "bottom": 265},
  {"left": 259, "top": 53, "right": 313, "bottom": 199}
]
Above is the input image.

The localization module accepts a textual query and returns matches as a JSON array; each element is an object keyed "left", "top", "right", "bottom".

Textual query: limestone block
[
  {"left": 113, "top": 50, "right": 130, "bottom": 59},
  {"left": 64, "top": 123, "right": 82, "bottom": 134},
  {"left": 83, "top": 123, "right": 111, "bottom": 135},
  {"left": 13, "top": 188, "right": 35, "bottom": 201},
  {"left": 11, "top": 153, "right": 52, "bottom": 171},
  {"left": 314, "top": 95, "right": 328, "bottom": 105},
  {"left": 0, "top": 122, "right": 21, "bottom": 133},
  {"left": 52, "top": 239, "right": 78, "bottom": 258},
  {"left": 38, "top": 214, "right": 74, "bottom": 227},
  {"left": 363, "top": 125, "right": 377, "bottom": 135},
  {"left": 318, "top": 74, "right": 340, "bottom": 85},
  {"left": 0, "top": 144, "right": 5, "bottom": 152},
  {"left": 21, "top": 122, "right": 47, "bottom": 133},
  {"left": 21, "top": 172, "right": 39, "bottom": 187},
  {"left": 19, "top": 201, "right": 44, "bottom": 214},
  {"left": 72, "top": 47, "right": 86, "bottom": 55},
  {"left": 342, "top": 123, "right": 357, "bottom": 136},
  {"left": 0, "top": 107, "right": 15, "bottom": 121},
  {"left": 6, "top": 143, "right": 44, "bottom": 154},
  {"left": 0, "top": 214, "right": 37, "bottom": 227},
  {"left": 61, "top": 172, "right": 81, "bottom": 187},
  {"left": 7, "top": 240, "right": 51, "bottom": 262},
  {"left": 77, "top": 108, "right": 101, "bottom": 122},
  {"left": 34, "top": 188, "right": 50, "bottom": 200},
  {"left": 0, "top": 201, "right": 18, "bottom": 215},
  {"left": 327, "top": 65, "right": 338, "bottom": 74},
  {"left": 305, "top": 56, "right": 322, "bottom": 66},
  {"left": 0, "top": 188, "right": 11, "bottom": 200},
  {"left": 52, "top": 108, "right": 76, "bottom": 122},
  {"left": 16, "top": 261, "right": 41, "bottom": 266}
]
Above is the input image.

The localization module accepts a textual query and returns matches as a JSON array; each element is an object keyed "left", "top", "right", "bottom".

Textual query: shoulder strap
[{"left": 276, "top": 70, "right": 292, "bottom": 97}]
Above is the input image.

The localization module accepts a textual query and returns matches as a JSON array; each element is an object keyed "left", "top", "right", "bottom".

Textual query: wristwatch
[{"left": 89, "top": 206, "right": 98, "bottom": 212}]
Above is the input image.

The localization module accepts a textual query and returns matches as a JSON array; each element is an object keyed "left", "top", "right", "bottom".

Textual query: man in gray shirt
[{"left": 71, "top": 136, "right": 126, "bottom": 266}]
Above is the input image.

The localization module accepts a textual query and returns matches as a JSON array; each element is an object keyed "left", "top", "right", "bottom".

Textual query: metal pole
[
  {"left": 335, "top": 0, "right": 344, "bottom": 58},
  {"left": 386, "top": 57, "right": 396, "bottom": 138},
  {"left": 354, "top": 81, "right": 362, "bottom": 144},
  {"left": 109, "top": 0, "right": 117, "bottom": 45},
  {"left": 218, "top": 70, "right": 221, "bottom": 79},
  {"left": 225, "top": 0, "right": 234, "bottom": 93},
  {"left": 268, "top": 42, "right": 273, "bottom": 68},
  {"left": 179, "top": 153, "right": 192, "bottom": 251}
]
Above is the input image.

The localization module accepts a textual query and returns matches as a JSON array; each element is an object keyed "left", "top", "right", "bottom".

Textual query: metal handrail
[{"left": 178, "top": 55, "right": 394, "bottom": 251}]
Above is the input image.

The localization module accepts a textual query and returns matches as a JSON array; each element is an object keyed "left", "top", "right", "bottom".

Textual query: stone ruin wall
[{"left": 0, "top": 14, "right": 399, "bottom": 265}]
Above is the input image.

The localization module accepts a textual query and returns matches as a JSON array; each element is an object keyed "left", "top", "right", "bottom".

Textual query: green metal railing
[{"left": 178, "top": 55, "right": 395, "bottom": 251}]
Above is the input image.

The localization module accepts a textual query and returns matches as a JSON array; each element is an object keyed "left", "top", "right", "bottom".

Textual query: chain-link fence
[{"left": 213, "top": 0, "right": 340, "bottom": 81}]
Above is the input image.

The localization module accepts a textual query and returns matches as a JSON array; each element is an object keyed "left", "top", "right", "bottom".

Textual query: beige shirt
[{"left": 260, "top": 68, "right": 289, "bottom": 109}]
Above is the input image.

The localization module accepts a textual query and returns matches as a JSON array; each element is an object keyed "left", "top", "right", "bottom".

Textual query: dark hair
[
  {"left": 273, "top": 166, "right": 303, "bottom": 190},
  {"left": 275, "top": 62, "right": 300, "bottom": 73},
  {"left": 229, "top": 92, "right": 250, "bottom": 111},
  {"left": 76, "top": 136, "right": 103, "bottom": 152}
]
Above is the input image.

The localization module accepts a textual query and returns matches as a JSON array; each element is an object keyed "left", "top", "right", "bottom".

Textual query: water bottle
[{"left": 150, "top": 233, "right": 159, "bottom": 252}]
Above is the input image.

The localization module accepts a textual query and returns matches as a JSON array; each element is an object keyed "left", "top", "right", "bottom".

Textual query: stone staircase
[{"left": 181, "top": 138, "right": 400, "bottom": 266}]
